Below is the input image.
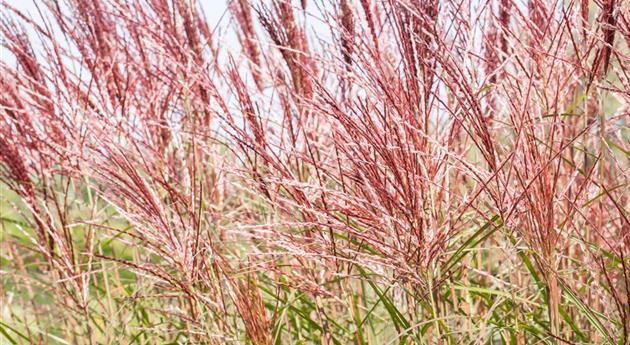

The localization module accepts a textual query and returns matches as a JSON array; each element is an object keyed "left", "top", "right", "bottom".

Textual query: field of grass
[{"left": 1, "top": 0, "right": 629, "bottom": 344}]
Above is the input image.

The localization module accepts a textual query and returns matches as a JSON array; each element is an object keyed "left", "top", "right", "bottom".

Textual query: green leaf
[
  {"left": 452, "top": 285, "right": 541, "bottom": 307},
  {"left": 442, "top": 215, "right": 501, "bottom": 274},
  {"left": 559, "top": 280, "right": 614, "bottom": 344},
  {"left": 356, "top": 267, "right": 411, "bottom": 342},
  {"left": 0, "top": 324, "right": 18, "bottom": 345}
]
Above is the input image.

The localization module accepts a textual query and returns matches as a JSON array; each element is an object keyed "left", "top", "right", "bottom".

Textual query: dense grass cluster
[{"left": 1, "top": 0, "right": 629, "bottom": 343}]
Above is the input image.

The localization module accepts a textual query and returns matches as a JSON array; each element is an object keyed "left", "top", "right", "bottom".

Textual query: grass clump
[{"left": 1, "top": 0, "right": 629, "bottom": 343}]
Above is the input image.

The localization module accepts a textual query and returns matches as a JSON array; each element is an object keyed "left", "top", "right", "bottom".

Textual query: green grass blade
[
  {"left": 442, "top": 215, "right": 501, "bottom": 274},
  {"left": 559, "top": 280, "right": 613, "bottom": 344}
]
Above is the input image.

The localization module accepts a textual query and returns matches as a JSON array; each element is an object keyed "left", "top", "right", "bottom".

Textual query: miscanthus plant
[{"left": 0, "top": 0, "right": 629, "bottom": 343}]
